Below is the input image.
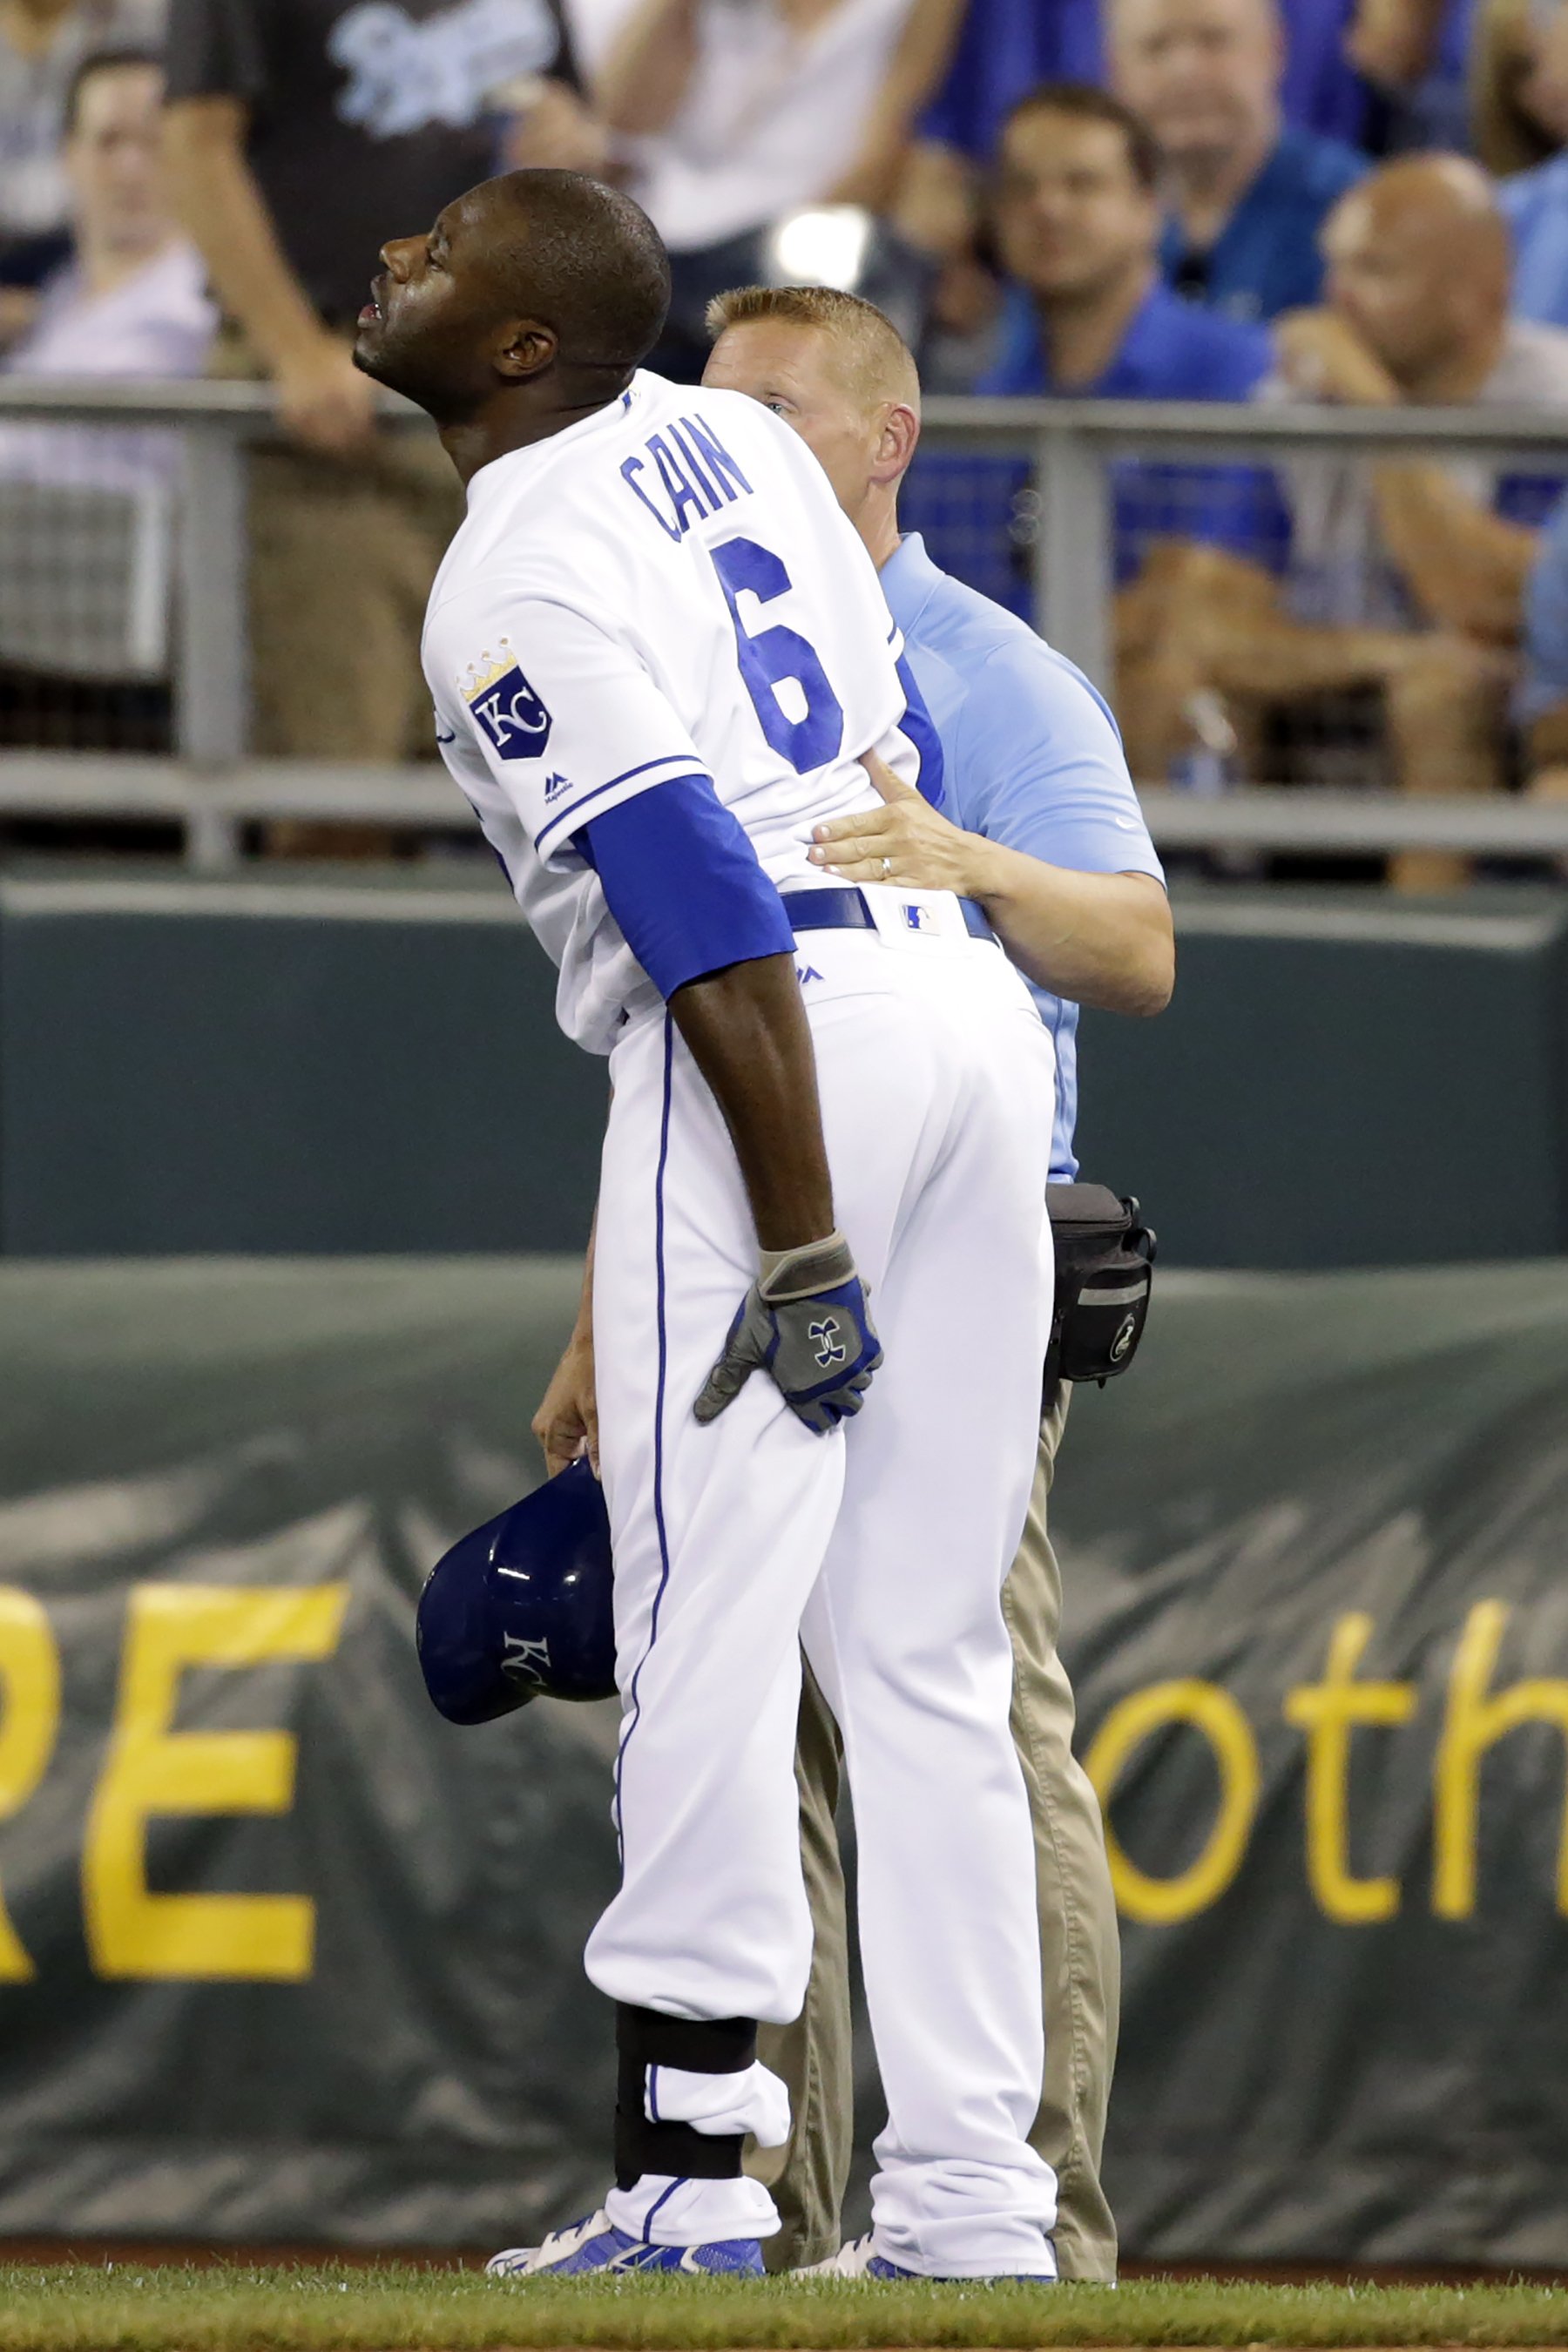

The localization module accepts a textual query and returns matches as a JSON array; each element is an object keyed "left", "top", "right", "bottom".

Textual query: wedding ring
[{"left": 881, "top": 855, "right": 892, "bottom": 877}]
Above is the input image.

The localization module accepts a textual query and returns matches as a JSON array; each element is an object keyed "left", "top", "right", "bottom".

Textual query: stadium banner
[{"left": 1, "top": 1258, "right": 1567, "bottom": 2263}]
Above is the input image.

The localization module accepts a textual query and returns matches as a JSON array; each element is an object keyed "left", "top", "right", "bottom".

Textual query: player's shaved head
[
  {"left": 705, "top": 285, "right": 920, "bottom": 415},
  {"left": 1322, "top": 152, "right": 1511, "bottom": 384},
  {"left": 354, "top": 169, "right": 671, "bottom": 438}
]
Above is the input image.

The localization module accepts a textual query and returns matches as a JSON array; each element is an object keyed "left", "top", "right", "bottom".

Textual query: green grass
[{"left": 0, "top": 2268, "right": 1565, "bottom": 2352}]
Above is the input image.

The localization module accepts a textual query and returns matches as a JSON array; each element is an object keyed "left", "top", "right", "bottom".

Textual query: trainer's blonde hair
[{"left": 705, "top": 284, "right": 921, "bottom": 414}]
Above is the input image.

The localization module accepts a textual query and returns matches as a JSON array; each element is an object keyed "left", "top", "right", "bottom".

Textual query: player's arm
[
  {"left": 535, "top": 1203, "right": 599, "bottom": 1477},
  {"left": 581, "top": 783, "right": 881, "bottom": 1432}
]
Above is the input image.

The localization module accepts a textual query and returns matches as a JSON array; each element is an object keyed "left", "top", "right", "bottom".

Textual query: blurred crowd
[{"left": 8, "top": 0, "right": 1568, "bottom": 875}]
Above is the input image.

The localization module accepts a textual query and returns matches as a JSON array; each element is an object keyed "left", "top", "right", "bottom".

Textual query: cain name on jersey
[{"left": 422, "top": 371, "right": 932, "bottom": 1052}]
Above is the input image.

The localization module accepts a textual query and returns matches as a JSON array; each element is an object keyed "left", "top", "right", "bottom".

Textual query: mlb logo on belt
[
  {"left": 461, "top": 638, "right": 552, "bottom": 761},
  {"left": 902, "top": 902, "right": 936, "bottom": 932}
]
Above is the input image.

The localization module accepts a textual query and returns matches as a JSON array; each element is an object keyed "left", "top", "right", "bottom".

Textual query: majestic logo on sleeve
[{"left": 460, "top": 639, "right": 552, "bottom": 761}]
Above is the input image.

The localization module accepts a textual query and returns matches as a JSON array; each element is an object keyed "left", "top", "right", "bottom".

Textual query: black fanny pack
[{"left": 1044, "top": 1182, "right": 1156, "bottom": 1406}]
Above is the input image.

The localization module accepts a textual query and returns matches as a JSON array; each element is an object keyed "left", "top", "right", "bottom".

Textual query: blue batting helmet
[{"left": 416, "top": 1459, "right": 618, "bottom": 1725}]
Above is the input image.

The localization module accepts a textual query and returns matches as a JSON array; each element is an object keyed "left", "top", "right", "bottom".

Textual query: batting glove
[{"left": 693, "top": 1230, "right": 882, "bottom": 1434}]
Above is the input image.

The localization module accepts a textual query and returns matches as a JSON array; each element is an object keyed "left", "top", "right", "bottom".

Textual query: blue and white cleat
[
  {"left": 798, "top": 2234, "right": 921, "bottom": 2280},
  {"left": 485, "top": 2208, "right": 764, "bottom": 2278},
  {"left": 799, "top": 2233, "right": 1057, "bottom": 2282}
]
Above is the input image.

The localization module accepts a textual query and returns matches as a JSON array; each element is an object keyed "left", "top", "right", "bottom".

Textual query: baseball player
[
  {"left": 354, "top": 171, "right": 1059, "bottom": 2280},
  {"left": 698, "top": 287, "right": 1173, "bottom": 2281}
]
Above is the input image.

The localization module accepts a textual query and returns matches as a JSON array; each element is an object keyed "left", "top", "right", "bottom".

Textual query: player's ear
[{"left": 494, "top": 319, "right": 558, "bottom": 382}]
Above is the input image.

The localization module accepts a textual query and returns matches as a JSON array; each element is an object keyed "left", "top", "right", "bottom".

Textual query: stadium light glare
[{"left": 767, "top": 205, "right": 875, "bottom": 291}]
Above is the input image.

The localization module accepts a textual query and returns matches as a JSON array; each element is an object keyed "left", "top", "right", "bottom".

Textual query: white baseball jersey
[
  {"left": 422, "top": 367, "right": 1061, "bottom": 2278},
  {"left": 422, "top": 370, "right": 925, "bottom": 1052}
]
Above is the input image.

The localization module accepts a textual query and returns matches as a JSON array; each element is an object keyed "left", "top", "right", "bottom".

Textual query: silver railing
[{"left": 0, "top": 379, "right": 1565, "bottom": 868}]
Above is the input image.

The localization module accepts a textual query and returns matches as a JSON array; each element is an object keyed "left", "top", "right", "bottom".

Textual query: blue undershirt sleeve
[
  {"left": 580, "top": 774, "right": 795, "bottom": 1000},
  {"left": 896, "top": 652, "right": 946, "bottom": 808}
]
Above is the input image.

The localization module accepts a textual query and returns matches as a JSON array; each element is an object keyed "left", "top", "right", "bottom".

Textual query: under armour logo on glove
[
  {"left": 694, "top": 1233, "right": 882, "bottom": 1436},
  {"left": 809, "top": 1317, "right": 847, "bottom": 1369}
]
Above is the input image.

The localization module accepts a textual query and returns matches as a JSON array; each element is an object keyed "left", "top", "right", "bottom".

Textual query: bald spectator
[
  {"left": 1152, "top": 156, "right": 1568, "bottom": 888},
  {"left": 1111, "top": 0, "right": 1367, "bottom": 323}
]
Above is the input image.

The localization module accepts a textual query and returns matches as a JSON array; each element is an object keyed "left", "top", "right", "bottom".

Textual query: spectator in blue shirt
[
  {"left": 908, "top": 0, "right": 1447, "bottom": 164},
  {"left": 1111, "top": 0, "right": 1367, "bottom": 323},
  {"left": 933, "top": 80, "right": 1286, "bottom": 774},
  {"left": 916, "top": 0, "right": 1105, "bottom": 163}
]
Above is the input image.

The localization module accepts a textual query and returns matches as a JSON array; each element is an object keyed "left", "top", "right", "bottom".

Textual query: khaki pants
[
  {"left": 247, "top": 434, "right": 463, "bottom": 760},
  {"left": 749, "top": 1389, "right": 1121, "bottom": 2281}
]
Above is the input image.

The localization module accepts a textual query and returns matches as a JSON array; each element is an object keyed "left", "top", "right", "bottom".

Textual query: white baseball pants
[{"left": 587, "top": 900, "right": 1058, "bottom": 2275}]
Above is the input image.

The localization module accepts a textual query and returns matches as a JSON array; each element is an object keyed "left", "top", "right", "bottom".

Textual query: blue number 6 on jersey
[{"left": 711, "top": 537, "right": 845, "bottom": 774}]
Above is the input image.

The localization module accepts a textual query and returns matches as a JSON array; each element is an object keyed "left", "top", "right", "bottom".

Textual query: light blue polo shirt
[{"left": 882, "top": 532, "right": 1166, "bottom": 1182}]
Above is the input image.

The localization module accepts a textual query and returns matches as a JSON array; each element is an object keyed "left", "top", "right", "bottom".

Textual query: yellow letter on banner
[
  {"left": 1084, "top": 1679, "right": 1260, "bottom": 1925},
  {"left": 84, "top": 1584, "right": 348, "bottom": 1979},
  {"left": 1283, "top": 1613, "right": 1416, "bottom": 1923},
  {"left": 1433, "top": 1598, "right": 1568, "bottom": 1920},
  {"left": 0, "top": 1590, "right": 62, "bottom": 1979}
]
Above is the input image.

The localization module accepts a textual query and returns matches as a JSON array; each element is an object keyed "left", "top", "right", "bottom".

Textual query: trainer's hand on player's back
[
  {"left": 809, "top": 748, "right": 988, "bottom": 893},
  {"left": 534, "top": 1327, "right": 600, "bottom": 1478},
  {"left": 275, "top": 332, "right": 379, "bottom": 456},
  {"left": 695, "top": 1233, "right": 882, "bottom": 1434}
]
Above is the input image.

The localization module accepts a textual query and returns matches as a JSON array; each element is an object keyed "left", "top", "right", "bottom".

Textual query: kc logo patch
[
  {"left": 809, "top": 1316, "right": 847, "bottom": 1369},
  {"left": 461, "top": 639, "right": 552, "bottom": 761}
]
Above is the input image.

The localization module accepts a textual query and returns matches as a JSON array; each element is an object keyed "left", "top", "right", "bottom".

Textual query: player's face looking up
[
  {"left": 354, "top": 189, "right": 554, "bottom": 419},
  {"left": 703, "top": 320, "right": 916, "bottom": 531},
  {"left": 351, "top": 171, "right": 672, "bottom": 463}
]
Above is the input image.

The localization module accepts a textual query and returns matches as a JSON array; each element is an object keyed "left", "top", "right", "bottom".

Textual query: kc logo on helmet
[{"left": 461, "top": 639, "right": 552, "bottom": 761}]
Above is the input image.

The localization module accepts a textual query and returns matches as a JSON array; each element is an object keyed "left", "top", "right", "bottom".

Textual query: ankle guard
[{"left": 613, "top": 2004, "right": 757, "bottom": 2188}]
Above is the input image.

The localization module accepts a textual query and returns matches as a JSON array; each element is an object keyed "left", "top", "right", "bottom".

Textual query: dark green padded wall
[{"left": 3, "top": 875, "right": 1565, "bottom": 1265}]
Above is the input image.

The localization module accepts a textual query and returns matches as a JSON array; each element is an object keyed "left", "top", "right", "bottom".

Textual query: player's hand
[
  {"left": 694, "top": 1232, "right": 882, "bottom": 1434},
  {"left": 808, "top": 749, "right": 985, "bottom": 892},
  {"left": 274, "top": 334, "right": 379, "bottom": 456},
  {"left": 1273, "top": 310, "right": 1397, "bottom": 408},
  {"left": 533, "top": 1326, "right": 600, "bottom": 1477}
]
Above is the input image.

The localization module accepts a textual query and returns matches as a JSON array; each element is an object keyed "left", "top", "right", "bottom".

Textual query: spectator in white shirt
[
  {"left": 0, "top": 0, "right": 163, "bottom": 341},
  {"left": 596, "top": 0, "right": 966, "bottom": 375},
  {"left": 0, "top": 48, "right": 216, "bottom": 488}
]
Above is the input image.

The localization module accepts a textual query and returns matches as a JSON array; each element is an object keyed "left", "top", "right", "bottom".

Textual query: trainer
[{"left": 704, "top": 284, "right": 1173, "bottom": 2282}]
